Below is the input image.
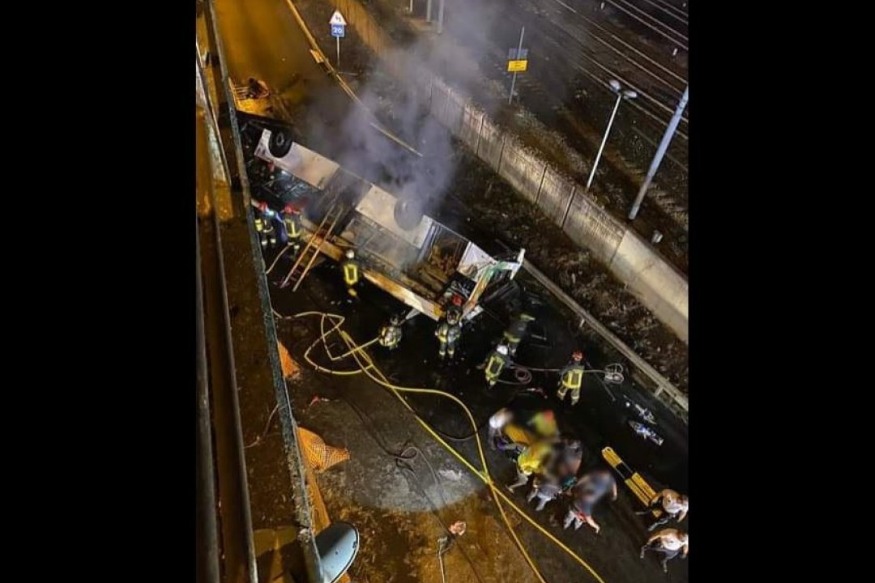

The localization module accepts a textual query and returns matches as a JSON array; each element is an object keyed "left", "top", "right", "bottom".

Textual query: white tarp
[{"left": 355, "top": 185, "right": 433, "bottom": 249}]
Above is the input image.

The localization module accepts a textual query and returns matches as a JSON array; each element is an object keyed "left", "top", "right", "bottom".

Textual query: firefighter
[
  {"left": 563, "top": 468, "right": 617, "bottom": 534},
  {"left": 503, "top": 312, "right": 535, "bottom": 357},
  {"left": 341, "top": 249, "right": 360, "bottom": 297},
  {"left": 635, "top": 489, "right": 689, "bottom": 531},
  {"left": 379, "top": 315, "right": 404, "bottom": 350},
  {"left": 557, "top": 351, "right": 586, "bottom": 406},
  {"left": 447, "top": 294, "right": 464, "bottom": 321},
  {"left": 527, "top": 409, "right": 559, "bottom": 440},
  {"left": 483, "top": 344, "right": 511, "bottom": 388},
  {"left": 254, "top": 201, "right": 277, "bottom": 249},
  {"left": 435, "top": 306, "right": 462, "bottom": 360},
  {"left": 640, "top": 529, "right": 688, "bottom": 573},
  {"left": 508, "top": 439, "right": 555, "bottom": 492},
  {"left": 280, "top": 204, "right": 303, "bottom": 258}
]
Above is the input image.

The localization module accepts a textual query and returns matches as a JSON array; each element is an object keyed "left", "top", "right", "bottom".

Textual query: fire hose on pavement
[{"left": 279, "top": 310, "right": 608, "bottom": 583}]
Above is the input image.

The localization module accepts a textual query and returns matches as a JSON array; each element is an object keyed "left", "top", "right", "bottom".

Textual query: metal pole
[
  {"left": 336, "top": 36, "right": 340, "bottom": 68},
  {"left": 586, "top": 92, "right": 623, "bottom": 191},
  {"left": 409, "top": 0, "right": 413, "bottom": 13},
  {"left": 629, "top": 85, "right": 688, "bottom": 219},
  {"left": 437, "top": 0, "right": 445, "bottom": 34},
  {"left": 508, "top": 26, "right": 525, "bottom": 105},
  {"left": 427, "top": 0, "right": 433, "bottom": 21}
]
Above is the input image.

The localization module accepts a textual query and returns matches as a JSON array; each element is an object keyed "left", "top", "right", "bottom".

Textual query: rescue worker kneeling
[
  {"left": 483, "top": 344, "right": 511, "bottom": 388},
  {"left": 379, "top": 315, "right": 403, "bottom": 350},
  {"left": 341, "top": 249, "right": 360, "bottom": 298},
  {"left": 508, "top": 439, "right": 555, "bottom": 492},
  {"left": 435, "top": 307, "right": 462, "bottom": 360},
  {"left": 557, "top": 350, "right": 586, "bottom": 406}
]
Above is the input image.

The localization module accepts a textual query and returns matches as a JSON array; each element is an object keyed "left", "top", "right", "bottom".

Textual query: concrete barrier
[
  {"left": 538, "top": 166, "right": 576, "bottom": 225},
  {"left": 302, "top": 0, "right": 689, "bottom": 344},
  {"left": 476, "top": 116, "right": 505, "bottom": 169},
  {"left": 610, "top": 231, "right": 689, "bottom": 342},
  {"left": 430, "top": 82, "right": 464, "bottom": 134},
  {"left": 563, "top": 194, "right": 625, "bottom": 266},
  {"left": 497, "top": 137, "right": 546, "bottom": 205},
  {"left": 458, "top": 105, "right": 485, "bottom": 152}
]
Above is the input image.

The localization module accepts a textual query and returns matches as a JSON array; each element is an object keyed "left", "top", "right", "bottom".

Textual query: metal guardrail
[
  {"left": 199, "top": 1, "right": 326, "bottom": 580},
  {"left": 196, "top": 215, "right": 221, "bottom": 583},
  {"left": 523, "top": 259, "right": 688, "bottom": 421}
]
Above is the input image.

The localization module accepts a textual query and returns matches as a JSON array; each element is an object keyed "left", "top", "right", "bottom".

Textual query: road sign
[
  {"left": 507, "top": 48, "right": 528, "bottom": 60},
  {"left": 329, "top": 10, "right": 347, "bottom": 26},
  {"left": 329, "top": 10, "right": 347, "bottom": 67},
  {"left": 507, "top": 60, "right": 528, "bottom": 72}
]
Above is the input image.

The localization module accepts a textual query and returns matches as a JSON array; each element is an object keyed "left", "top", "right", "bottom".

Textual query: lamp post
[
  {"left": 629, "top": 85, "right": 688, "bottom": 220},
  {"left": 586, "top": 80, "right": 637, "bottom": 192}
]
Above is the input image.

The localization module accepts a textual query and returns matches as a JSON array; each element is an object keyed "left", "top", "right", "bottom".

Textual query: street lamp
[{"left": 586, "top": 80, "right": 637, "bottom": 192}]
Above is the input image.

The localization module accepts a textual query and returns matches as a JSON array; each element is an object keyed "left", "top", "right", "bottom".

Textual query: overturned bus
[{"left": 248, "top": 124, "right": 524, "bottom": 323}]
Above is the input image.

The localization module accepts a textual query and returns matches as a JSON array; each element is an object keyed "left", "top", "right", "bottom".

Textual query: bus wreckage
[{"left": 246, "top": 123, "right": 525, "bottom": 323}]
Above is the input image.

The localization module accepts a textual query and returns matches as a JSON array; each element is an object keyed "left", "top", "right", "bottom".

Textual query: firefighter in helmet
[
  {"left": 435, "top": 304, "right": 462, "bottom": 360},
  {"left": 379, "top": 314, "right": 404, "bottom": 350},
  {"left": 342, "top": 249, "right": 360, "bottom": 298},
  {"left": 484, "top": 344, "right": 511, "bottom": 388},
  {"left": 280, "top": 204, "right": 303, "bottom": 258},
  {"left": 254, "top": 201, "right": 277, "bottom": 249},
  {"left": 503, "top": 312, "right": 535, "bottom": 357},
  {"left": 557, "top": 350, "right": 586, "bottom": 406}
]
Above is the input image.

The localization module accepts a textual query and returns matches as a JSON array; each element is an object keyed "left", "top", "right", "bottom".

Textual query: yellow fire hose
[{"left": 289, "top": 311, "right": 607, "bottom": 583}]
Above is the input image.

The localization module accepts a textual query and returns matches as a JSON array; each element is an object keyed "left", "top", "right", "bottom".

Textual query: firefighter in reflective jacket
[
  {"left": 280, "top": 204, "right": 303, "bottom": 257},
  {"left": 379, "top": 315, "right": 404, "bottom": 350},
  {"left": 557, "top": 351, "right": 586, "bottom": 406},
  {"left": 342, "top": 249, "right": 360, "bottom": 297},
  {"left": 254, "top": 201, "right": 277, "bottom": 248},
  {"left": 435, "top": 307, "right": 462, "bottom": 359},
  {"left": 484, "top": 344, "right": 511, "bottom": 388},
  {"left": 503, "top": 312, "right": 535, "bottom": 357}
]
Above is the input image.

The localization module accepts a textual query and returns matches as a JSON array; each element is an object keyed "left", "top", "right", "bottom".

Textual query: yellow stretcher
[{"left": 602, "top": 446, "right": 662, "bottom": 518}]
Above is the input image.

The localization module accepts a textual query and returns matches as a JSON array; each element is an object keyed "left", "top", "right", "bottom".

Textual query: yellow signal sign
[{"left": 507, "top": 59, "right": 528, "bottom": 73}]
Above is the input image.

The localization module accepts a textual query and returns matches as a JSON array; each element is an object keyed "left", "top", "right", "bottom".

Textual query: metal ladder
[{"left": 280, "top": 198, "right": 345, "bottom": 291}]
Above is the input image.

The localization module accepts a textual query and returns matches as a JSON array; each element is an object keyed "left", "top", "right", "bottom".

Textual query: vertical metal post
[
  {"left": 409, "top": 0, "right": 414, "bottom": 13},
  {"left": 586, "top": 92, "right": 622, "bottom": 192},
  {"left": 508, "top": 26, "right": 525, "bottom": 105},
  {"left": 336, "top": 36, "right": 341, "bottom": 68},
  {"left": 427, "top": 0, "right": 433, "bottom": 21},
  {"left": 437, "top": 0, "right": 445, "bottom": 34},
  {"left": 629, "top": 86, "right": 688, "bottom": 220}
]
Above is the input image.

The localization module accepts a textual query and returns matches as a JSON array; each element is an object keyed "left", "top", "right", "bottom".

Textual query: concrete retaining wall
[
  {"left": 538, "top": 166, "right": 575, "bottom": 225},
  {"left": 310, "top": 0, "right": 689, "bottom": 343},
  {"left": 498, "top": 138, "right": 547, "bottom": 205}
]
